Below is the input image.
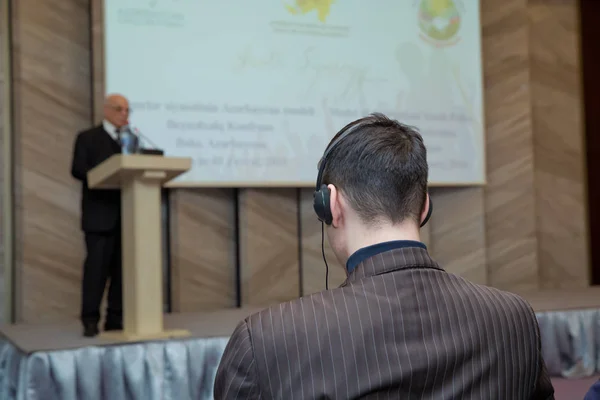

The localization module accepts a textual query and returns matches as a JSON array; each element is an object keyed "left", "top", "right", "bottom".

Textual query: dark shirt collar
[
  {"left": 346, "top": 240, "right": 426, "bottom": 274},
  {"left": 342, "top": 241, "right": 443, "bottom": 286}
]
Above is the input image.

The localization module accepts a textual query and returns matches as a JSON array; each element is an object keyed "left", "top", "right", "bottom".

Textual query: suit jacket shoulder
[
  {"left": 247, "top": 286, "right": 350, "bottom": 339},
  {"left": 77, "top": 124, "right": 104, "bottom": 138},
  {"left": 244, "top": 288, "right": 353, "bottom": 398},
  {"left": 465, "top": 277, "right": 539, "bottom": 320}
]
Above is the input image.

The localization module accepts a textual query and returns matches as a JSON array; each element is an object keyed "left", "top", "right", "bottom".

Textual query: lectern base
[{"left": 99, "top": 328, "right": 191, "bottom": 342}]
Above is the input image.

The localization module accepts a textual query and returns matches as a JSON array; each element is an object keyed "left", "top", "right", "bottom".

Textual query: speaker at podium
[{"left": 87, "top": 154, "right": 191, "bottom": 340}]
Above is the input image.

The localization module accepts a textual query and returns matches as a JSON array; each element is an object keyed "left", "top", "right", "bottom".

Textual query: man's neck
[{"left": 345, "top": 224, "right": 421, "bottom": 261}]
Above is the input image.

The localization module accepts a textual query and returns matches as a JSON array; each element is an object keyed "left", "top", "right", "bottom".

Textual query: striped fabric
[{"left": 214, "top": 246, "right": 555, "bottom": 399}]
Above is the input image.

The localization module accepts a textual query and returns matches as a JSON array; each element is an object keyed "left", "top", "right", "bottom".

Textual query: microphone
[
  {"left": 132, "top": 127, "right": 161, "bottom": 150},
  {"left": 117, "top": 124, "right": 137, "bottom": 154},
  {"left": 125, "top": 125, "right": 164, "bottom": 155}
]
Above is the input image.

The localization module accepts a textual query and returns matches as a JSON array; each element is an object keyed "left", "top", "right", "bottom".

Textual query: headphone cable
[{"left": 321, "top": 222, "right": 329, "bottom": 290}]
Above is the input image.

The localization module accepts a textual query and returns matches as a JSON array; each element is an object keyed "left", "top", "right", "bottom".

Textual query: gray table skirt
[
  {"left": 0, "top": 336, "right": 229, "bottom": 400},
  {"left": 0, "top": 310, "right": 598, "bottom": 399}
]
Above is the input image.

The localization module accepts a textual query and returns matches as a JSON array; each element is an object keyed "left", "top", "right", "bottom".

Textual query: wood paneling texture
[
  {"left": 8, "top": 0, "right": 590, "bottom": 322},
  {"left": 530, "top": 1, "right": 589, "bottom": 288},
  {"left": 91, "top": 0, "right": 103, "bottom": 123},
  {"left": 239, "top": 189, "right": 300, "bottom": 305},
  {"left": 482, "top": 0, "right": 539, "bottom": 291},
  {"left": 430, "top": 188, "right": 487, "bottom": 285},
  {"left": 11, "top": 0, "right": 91, "bottom": 321},
  {"left": 170, "top": 189, "right": 237, "bottom": 311},
  {"left": 168, "top": 192, "right": 237, "bottom": 310},
  {"left": 0, "top": 1, "right": 7, "bottom": 323}
]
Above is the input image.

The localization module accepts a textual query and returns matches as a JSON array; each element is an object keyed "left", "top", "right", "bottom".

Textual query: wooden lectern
[{"left": 87, "top": 154, "right": 192, "bottom": 341}]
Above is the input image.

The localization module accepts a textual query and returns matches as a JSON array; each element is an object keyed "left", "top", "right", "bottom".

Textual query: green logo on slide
[{"left": 418, "top": 0, "right": 461, "bottom": 47}]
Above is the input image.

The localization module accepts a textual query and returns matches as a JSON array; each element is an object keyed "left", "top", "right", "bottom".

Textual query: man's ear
[{"left": 328, "top": 184, "right": 343, "bottom": 228}]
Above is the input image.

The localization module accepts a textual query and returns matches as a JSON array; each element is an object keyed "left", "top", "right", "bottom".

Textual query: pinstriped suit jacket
[{"left": 214, "top": 246, "right": 554, "bottom": 399}]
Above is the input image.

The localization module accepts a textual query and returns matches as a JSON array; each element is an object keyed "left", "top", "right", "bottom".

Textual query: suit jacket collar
[{"left": 341, "top": 246, "right": 443, "bottom": 286}]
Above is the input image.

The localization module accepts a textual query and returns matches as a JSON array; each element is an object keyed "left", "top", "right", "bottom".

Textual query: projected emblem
[
  {"left": 284, "top": 0, "right": 335, "bottom": 23},
  {"left": 418, "top": 0, "right": 461, "bottom": 47}
]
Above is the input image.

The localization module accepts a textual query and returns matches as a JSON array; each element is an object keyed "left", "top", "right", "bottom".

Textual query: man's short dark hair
[{"left": 321, "top": 113, "right": 428, "bottom": 226}]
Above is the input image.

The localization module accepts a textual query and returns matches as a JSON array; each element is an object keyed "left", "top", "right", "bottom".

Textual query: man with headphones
[{"left": 214, "top": 113, "right": 554, "bottom": 399}]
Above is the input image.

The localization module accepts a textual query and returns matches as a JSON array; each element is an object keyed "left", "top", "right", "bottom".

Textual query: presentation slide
[{"left": 104, "top": 0, "right": 485, "bottom": 186}]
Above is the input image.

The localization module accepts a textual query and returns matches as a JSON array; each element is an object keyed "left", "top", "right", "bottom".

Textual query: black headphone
[{"left": 313, "top": 122, "right": 433, "bottom": 227}]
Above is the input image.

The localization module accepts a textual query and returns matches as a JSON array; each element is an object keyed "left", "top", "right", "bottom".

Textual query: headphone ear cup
[
  {"left": 313, "top": 184, "right": 333, "bottom": 225},
  {"left": 313, "top": 188, "right": 326, "bottom": 222},
  {"left": 420, "top": 194, "right": 433, "bottom": 227}
]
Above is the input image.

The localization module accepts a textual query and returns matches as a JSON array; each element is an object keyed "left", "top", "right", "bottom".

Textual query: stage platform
[
  {"left": 0, "top": 289, "right": 599, "bottom": 399},
  {"left": 0, "top": 308, "right": 260, "bottom": 400}
]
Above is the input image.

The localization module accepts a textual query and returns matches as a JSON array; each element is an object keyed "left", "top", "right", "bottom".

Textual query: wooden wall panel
[
  {"left": 299, "top": 188, "right": 345, "bottom": 296},
  {"left": 11, "top": 0, "right": 91, "bottom": 321},
  {"left": 168, "top": 192, "right": 237, "bottom": 311},
  {"left": 529, "top": 1, "right": 589, "bottom": 288},
  {"left": 239, "top": 189, "right": 299, "bottom": 305},
  {"left": 170, "top": 189, "right": 237, "bottom": 311},
  {"left": 91, "top": 0, "right": 104, "bottom": 123},
  {"left": 0, "top": 0, "right": 8, "bottom": 323},
  {"left": 482, "top": 0, "right": 539, "bottom": 291},
  {"left": 429, "top": 188, "right": 487, "bottom": 284}
]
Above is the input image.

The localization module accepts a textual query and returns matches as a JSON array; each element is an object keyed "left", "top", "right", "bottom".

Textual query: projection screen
[{"left": 104, "top": 0, "right": 485, "bottom": 187}]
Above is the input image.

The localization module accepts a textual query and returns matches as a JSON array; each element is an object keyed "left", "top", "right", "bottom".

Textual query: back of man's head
[{"left": 322, "top": 113, "right": 428, "bottom": 227}]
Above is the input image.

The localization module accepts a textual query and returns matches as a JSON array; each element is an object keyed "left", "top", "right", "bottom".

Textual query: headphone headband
[{"left": 315, "top": 121, "right": 366, "bottom": 191}]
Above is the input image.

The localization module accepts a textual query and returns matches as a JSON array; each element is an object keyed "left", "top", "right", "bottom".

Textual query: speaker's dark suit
[
  {"left": 70, "top": 124, "right": 126, "bottom": 328},
  {"left": 215, "top": 244, "right": 555, "bottom": 400}
]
